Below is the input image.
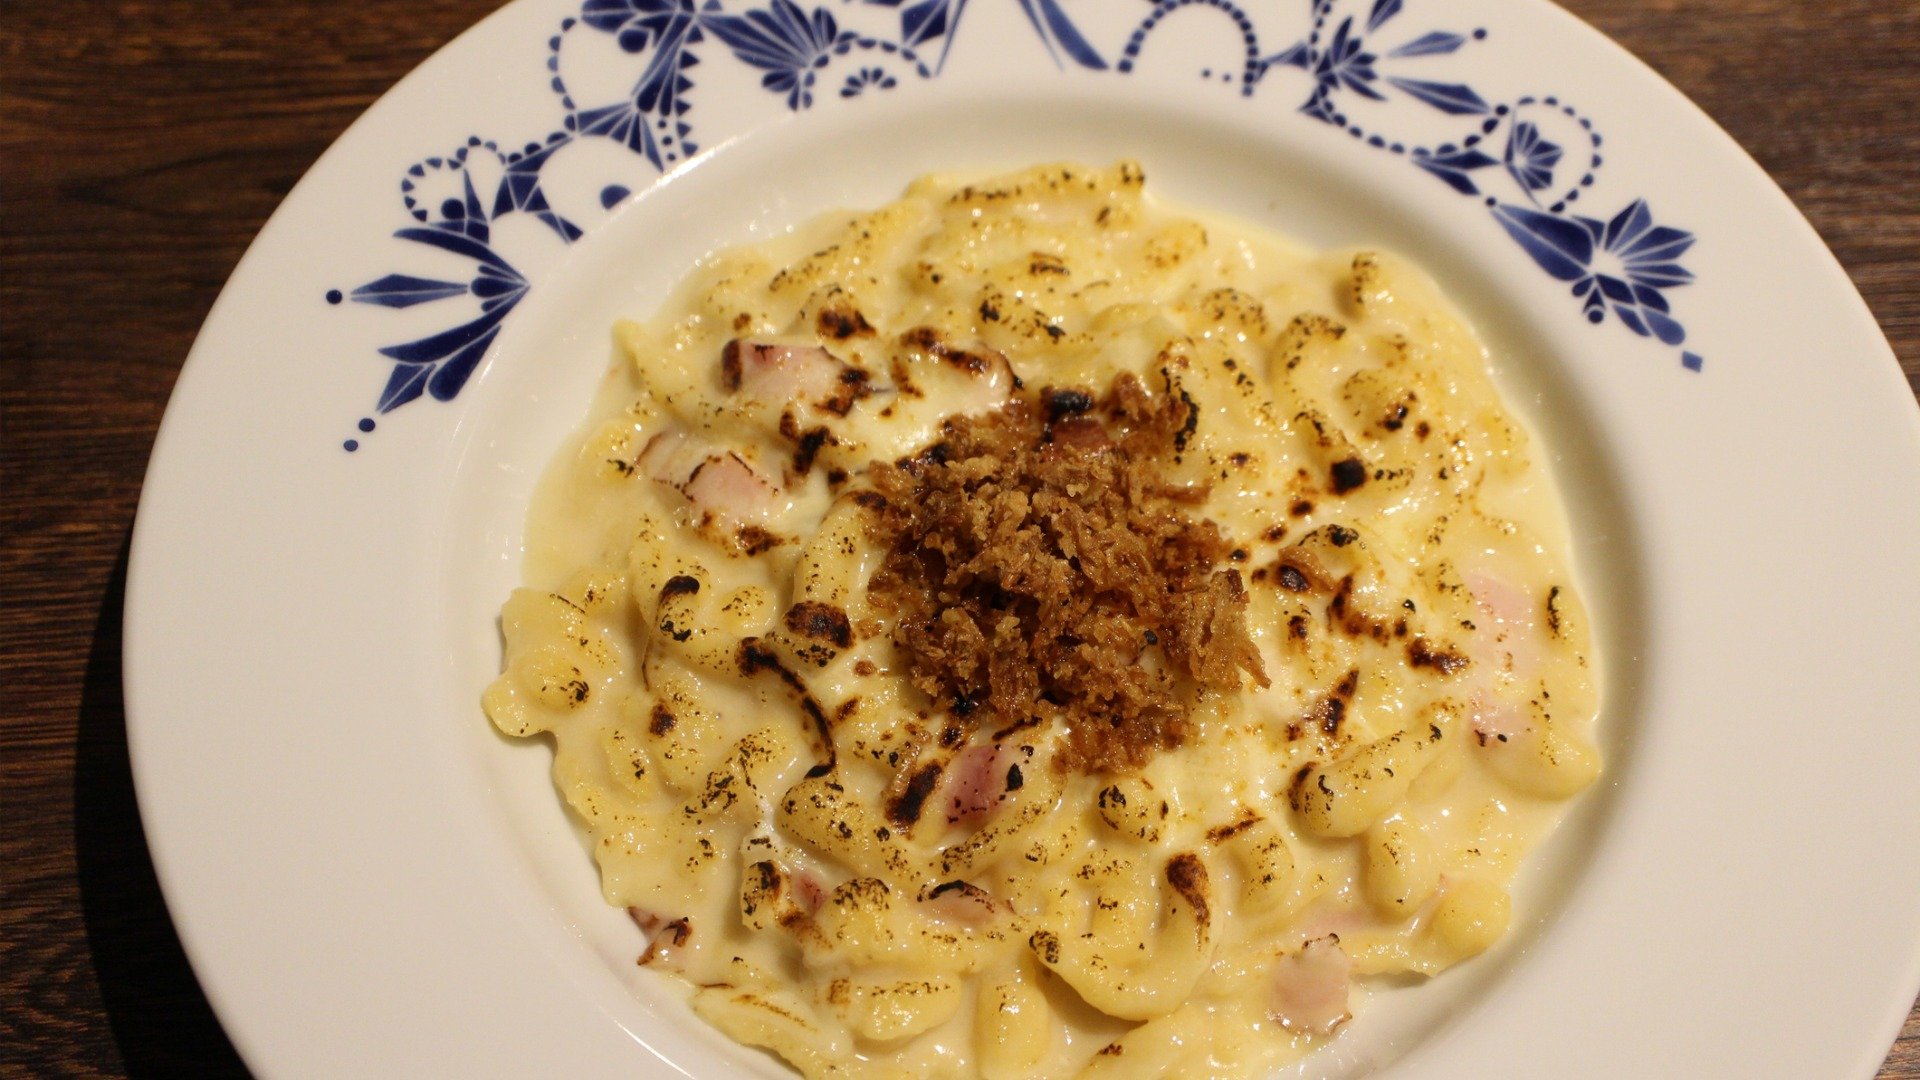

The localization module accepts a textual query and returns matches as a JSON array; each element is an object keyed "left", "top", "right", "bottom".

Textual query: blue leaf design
[
  {"left": 1367, "top": 0, "right": 1403, "bottom": 32},
  {"left": 1425, "top": 147, "right": 1498, "bottom": 170},
  {"left": 1385, "top": 76, "right": 1489, "bottom": 114},
  {"left": 1626, "top": 262, "right": 1694, "bottom": 288},
  {"left": 427, "top": 324, "right": 502, "bottom": 401},
  {"left": 377, "top": 303, "right": 513, "bottom": 364},
  {"left": 1492, "top": 203, "right": 1595, "bottom": 281},
  {"left": 574, "top": 101, "right": 666, "bottom": 169},
  {"left": 1413, "top": 162, "right": 1481, "bottom": 195},
  {"left": 899, "top": 0, "right": 961, "bottom": 48},
  {"left": 1268, "top": 40, "right": 1312, "bottom": 69},
  {"left": 377, "top": 363, "right": 433, "bottom": 413},
  {"left": 1630, "top": 282, "right": 1670, "bottom": 312},
  {"left": 706, "top": 0, "right": 835, "bottom": 72},
  {"left": 1602, "top": 199, "right": 1652, "bottom": 249},
  {"left": 351, "top": 274, "right": 468, "bottom": 308},
  {"left": 1620, "top": 224, "right": 1695, "bottom": 263},
  {"left": 1596, "top": 275, "right": 1635, "bottom": 304},
  {"left": 1299, "top": 88, "right": 1340, "bottom": 124},
  {"left": 1412, "top": 147, "right": 1498, "bottom": 195},
  {"left": 1017, "top": 0, "right": 1106, "bottom": 71},
  {"left": 1389, "top": 31, "right": 1463, "bottom": 57},
  {"left": 392, "top": 226, "right": 515, "bottom": 273}
]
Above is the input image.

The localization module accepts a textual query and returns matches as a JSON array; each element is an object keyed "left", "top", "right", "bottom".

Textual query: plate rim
[{"left": 124, "top": 1, "right": 1920, "bottom": 1077}]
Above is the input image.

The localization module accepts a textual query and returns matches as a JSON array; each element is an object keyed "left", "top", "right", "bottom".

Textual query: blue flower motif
[
  {"left": 1493, "top": 199, "right": 1695, "bottom": 345},
  {"left": 840, "top": 66, "right": 897, "bottom": 97},
  {"left": 1503, "top": 120, "right": 1561, "bottom": 194},
  {"left": 1313, "top": 16, "right": 1384, "bottom": 100},
  {"left": 706, "top": 0, "right": 846, "bottom": 109},
  {"left": 1277, "top": 3, "right": 1486, "bottom": 125}
]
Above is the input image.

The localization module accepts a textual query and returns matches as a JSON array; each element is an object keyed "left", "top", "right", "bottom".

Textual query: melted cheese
[{"left": 484, "top": 162, "right": 1601, "bottom": 1078}]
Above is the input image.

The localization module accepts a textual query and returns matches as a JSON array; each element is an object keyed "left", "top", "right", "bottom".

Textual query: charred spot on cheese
[
  {"left": 737, "top": 638, "right": 836, "bottom": 764},
  {"left": 816, "top": 298, "right": 875, "bottom": 340},
  {"left": 1042, "top": 386, "right": 1094, "bottom": 422},
  {"left": 821, "top": 366, "right": 873, "bottom": 417},
  {"left": 1165, "top": 852, "right": 1210, "bottom": 924},
  {"left": 791, "top": 426, "right": 833, "bottom": 475},
  {"left": 1304, "top": 669, "right": 1361, "bottom": 737},
  {"left": 736, "top": 525, "right": 782, "bottom": 556},
  {"left": 900, "top": 325, "right": 1005, "bottom": 378},
  {"left": 1329, "top": 456, "right": 1368, "bottom": 495},
  {"left": 649, "top": 703, "right": 677, "bottom": 735},
  {"left": 1327, "top": 576, "right": 1391, "bottom": 641},
  {"left": 1205, "top": 810, "right": 1262, "bottom": 843},
  {"left": 638, "top": 917, "right": 692, "bottom": 965},
  {"left": 867, "top": 373, "right": 1266, "bottom": 775},
  {"left": 784, "top": 601, "right": 854, "bottom": 650},
  {"left": 885, "top": 760, "right": 945, "bottom": 826},
  {"left": 1406, "top": 637, "right": 1470, "bottom": 675},
  {"left": 719, "top": 339, "right": 748, "bottom": 392},
  {"left": 659, "top": 575, "right": 701, "bottom": 603}
]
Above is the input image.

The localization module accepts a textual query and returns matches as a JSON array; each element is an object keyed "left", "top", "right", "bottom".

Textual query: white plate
[{"left": 125, "top": 1, "right": 1920, "bottom": 1076}]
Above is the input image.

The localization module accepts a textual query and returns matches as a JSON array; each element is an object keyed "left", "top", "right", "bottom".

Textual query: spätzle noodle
[{"left": 486, "top": 162, "right": 1601, "bottom": 1078}]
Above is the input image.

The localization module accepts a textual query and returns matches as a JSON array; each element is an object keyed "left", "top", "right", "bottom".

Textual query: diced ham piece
[
  {"left": 1464, "top": 569, "right": 1545, "bottom": 677},
  {"left": 944, "top": 743, "right": 1012, "bottom": 827},
  {"left": 638, "top": 429, "right": 702, "bottom": 484},
  {"left": 683, "top": 451, "right": 781, "bottom": 527},
  {"left": 1469, "top": 692, "right": 1532, "bottom": 746},
  {"left": 638, "top": 429, "right": 783, "bottom": 529},
  {"left": 723, "top": 340, "right": 850, "bottom": 407},
  {"left": 1465, "top": 570, "right": 1533, "bottom": 628},
  {"left": 627, "top": 906, "right": 664, "bottom": 935},
  {"left": 792, "top": 868, "right": 829, "bottom": 916},
  {"left": 1269, "top": 936, "right": 1352, "bottom": 1035},
  {"left": 629, "top": 907, "right": 693, "bottom": 971}
]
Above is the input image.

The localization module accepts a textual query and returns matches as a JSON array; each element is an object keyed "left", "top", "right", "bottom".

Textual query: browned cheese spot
[
  {"left": 1205, "top": 810, "right": 1263, "bottom": 843},
  {"left": 1329, "top": 456, "right": 1368, "bottom": 495},
  {"left": 1165, "top": 852, "right": 1211, "bottom": 925},
  {"left": 817, "top": 299, "right": 876, "bottom": 340},
  {"left": 886, "top": 761, "right": 945, "bottom": 826},
  {"left": 784, "top": 601, "right": 854, "bottom": 650},
  {"left": 737, "top": 638, "right": 836, "bottom": 765},
  {"left": 1406, "top": 637, "right": 1470, "bottom": 675}
]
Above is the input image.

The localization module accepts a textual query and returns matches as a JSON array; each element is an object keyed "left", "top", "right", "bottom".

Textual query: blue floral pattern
[{"left": 337, "top": 0, "right": 1702, "bottom": 450}]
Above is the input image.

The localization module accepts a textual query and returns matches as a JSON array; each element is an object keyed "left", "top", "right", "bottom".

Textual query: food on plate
[{"left": 483, "top": 161, "right": 1601, "bottom": 1077}]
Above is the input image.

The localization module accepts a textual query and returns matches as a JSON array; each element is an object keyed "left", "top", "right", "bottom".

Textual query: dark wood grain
[{"left": 2, "top": 1, "right": 1914, "bottom": 1077}]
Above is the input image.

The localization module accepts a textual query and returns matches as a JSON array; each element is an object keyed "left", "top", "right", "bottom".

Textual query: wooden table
[{"left": 4, "top": 1, "right": 1915, "bottom": 1075}]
